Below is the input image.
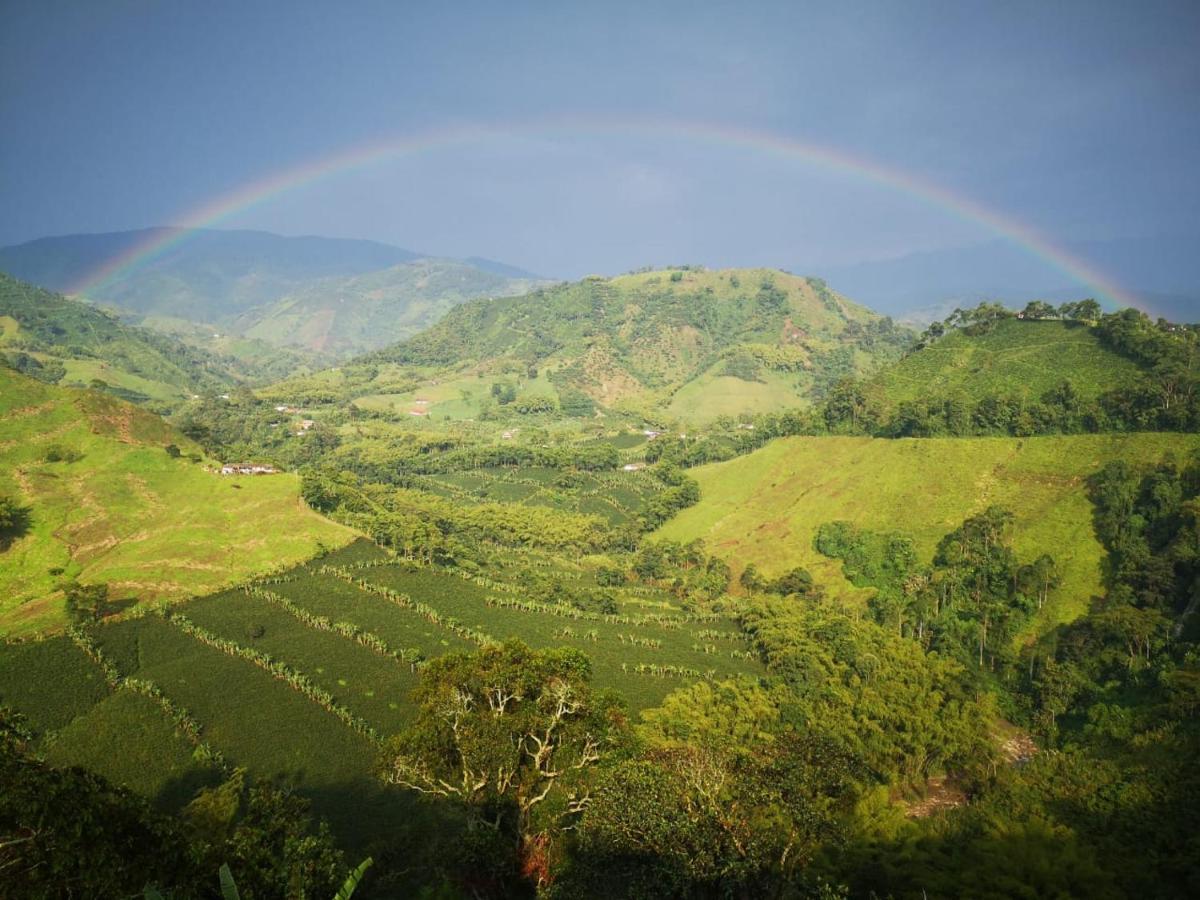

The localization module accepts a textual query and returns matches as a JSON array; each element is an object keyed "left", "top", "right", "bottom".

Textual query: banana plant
[{"left": 143, "top": 857, "right": 372, "bottom": 900}]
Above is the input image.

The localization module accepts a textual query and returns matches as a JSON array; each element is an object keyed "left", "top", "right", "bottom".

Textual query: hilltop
[
  {"left": 866, "top": 315, "right": 1144, "bottom": 414},
  {"left": 342, "top": 267, "right": 913, "bottom": 423},
  {"left": 0, "top": 367, "right": 354, "bottom": 636}
]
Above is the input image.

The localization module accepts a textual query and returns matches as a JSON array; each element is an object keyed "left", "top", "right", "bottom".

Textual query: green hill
[
  {"left": 0, "top": 367, "right": 355, "bottom": 636},
  {"left": 657, "top": 433, "right": 1200, "bottom": 637},
  {"left": 867, "top": 317, "right": 1144, "bottom": 413},
  {"left": 0, "top": 228, "right": 549, "bottom": 360},
  {"left": 355, "top": 267, "right": 913, "bottom": 423},
  {"left": 0, "top": 272, "right": 238, "bottom": 409},
  {"left": 234, "top": 259, "right": 547, "bottom": 356}
]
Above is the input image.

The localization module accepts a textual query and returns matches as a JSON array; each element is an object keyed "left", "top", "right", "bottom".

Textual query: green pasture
[{"left": 658, "top": 433, "right": 1200, "bottom": 638}]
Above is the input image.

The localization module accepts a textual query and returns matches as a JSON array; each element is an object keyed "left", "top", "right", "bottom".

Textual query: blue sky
[{"left": 1, "top": 0, "right": 1197, "bottom": 278}]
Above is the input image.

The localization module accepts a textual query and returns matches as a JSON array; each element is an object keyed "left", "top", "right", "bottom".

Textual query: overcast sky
[{"left": 1, "top": 0, "right": 1197, "bottom": 278}]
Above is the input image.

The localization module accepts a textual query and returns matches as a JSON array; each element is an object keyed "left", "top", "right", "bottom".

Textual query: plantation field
[
  {"left": 417, "top": 465, "right": 666, "bottom": 527},
  {"left": 0, "top": 536, "right": 757, "bottom": 851},
  {"left": 0, "top": 368, "right": 356, "bottom": 636},
  {"left": 658, "top": 433, "right": 1200, "bottom": 635},
  {"left": 185, "top": 589, "right": 420, "bottom": 734},
  {"left": 90, "top": 614, "right": 412, "bottom": 848},
  {"left": 43, "top": 687, "right": 219, "bottom": 809},
  {"left": 866, "top": 318, "right": 1143, "bottom": 410},
  {"left": 354, "top": 563, "right": 763, "bottom": 711},
  {"left": 0, "top": 636, "right": 109, "bottom": 732}
]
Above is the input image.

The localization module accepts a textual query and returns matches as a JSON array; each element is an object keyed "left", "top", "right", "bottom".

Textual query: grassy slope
[
  {"left": 867, "top": 318, "right": 1143, "bottom": 411},
  {"left": 0, "top": 368, "right": 355, "bottom": 636},
  {"left": 657, "top": 434, "right": 1200, "bottom": 636}
]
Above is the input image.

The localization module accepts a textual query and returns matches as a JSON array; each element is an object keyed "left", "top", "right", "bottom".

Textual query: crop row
[
  {"left": 482, "top": 593, "right": 719, "bottom": 628},
  {"left": 619, "top": 661, "right": 716, "bottom": 680},
  {"left": 165, "top": 613, "right": 381, "bottom": 744},
  {"left": 65, "top": 624, "right": 228, "bottom": 769},
  {"left": 692, "top": 629, "right": 751, "bottom": 643},
  {"left": 242, "top": 585, "right": 426, "bottom": 670},
  {"left": 319, "top": 565, "right": 497, "bottom": 646}
]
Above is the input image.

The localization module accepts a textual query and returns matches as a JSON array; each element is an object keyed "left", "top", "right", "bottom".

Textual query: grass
[
  {"left": 868, "top": 319, "right": 1143, "bottom": 411},
  {"left": 0, "top": 367, "right": 356, "bottom": 636},
  {"left": 667, "top": 368, "right": 809, "bottom": 424},
  {"left": 657, "top": 433, "right": 1200, "bottom": 638}
]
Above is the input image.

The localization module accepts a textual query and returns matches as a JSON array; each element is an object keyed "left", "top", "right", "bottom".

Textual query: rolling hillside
[
  {"left": 0, "top": 272, "right": 238, "bottom": 408},
  {"left": 0, "top": 227, "right": 422, "bottom": 319},
  {"left": 356, "top": 267, "right": 913, "bottom": 423},
  {"left": 234, "top": 258, "right": 547, "bottom": 355},
  {"left": 0, "top": 228, "right": 550, "bottom": 359},
  {"left": 657, "top": 433, "right": 1200, "bottom": 637},
  {"left": 0, "top": 367, "right": 355, "bottom": 636},
  {"left": 867, "top": 317, "right": 1145, "bottom": 413}
]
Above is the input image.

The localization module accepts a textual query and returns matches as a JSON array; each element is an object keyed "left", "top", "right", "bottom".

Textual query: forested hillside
[
  {"left": 0, "top": 272, "right": 237, "bottom": 409},
  {"left": 321, "top": 267, "right": 913, "bottom": 423}
]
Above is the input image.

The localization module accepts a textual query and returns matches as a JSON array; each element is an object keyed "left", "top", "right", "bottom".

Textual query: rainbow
[{"left": 68, "top": 116, "right": 1139, "bottom": 309}]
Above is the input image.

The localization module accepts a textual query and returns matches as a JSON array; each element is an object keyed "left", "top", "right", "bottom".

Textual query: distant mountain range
[
  {"left": 811, "top": 235, "right": 1200, "bottom": 324},
  {"left": 0, "top": 228, "right": 550, "bottom": 358}
]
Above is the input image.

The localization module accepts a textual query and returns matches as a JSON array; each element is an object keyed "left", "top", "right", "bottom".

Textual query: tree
[
  {"left": 558, "top": 734, "right": 862, "bottom": 897},
  {"left": 381, "top": 641, "right": 627, "bottom": 892},
  {"left": 0, "top": 494, "right": 30, "bottom": 546},
  {"left": 1022, "top": 300, "right": 1057, "bottom": 320}
]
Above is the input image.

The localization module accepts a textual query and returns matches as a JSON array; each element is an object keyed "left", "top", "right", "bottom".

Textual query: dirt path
[{"left": 905, "top": 726, "right": 1039, "bottom": 819}]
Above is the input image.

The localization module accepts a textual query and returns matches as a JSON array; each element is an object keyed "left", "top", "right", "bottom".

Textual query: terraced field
[{"left": 0, "top": 539, "right": 761, "bottom": 851}]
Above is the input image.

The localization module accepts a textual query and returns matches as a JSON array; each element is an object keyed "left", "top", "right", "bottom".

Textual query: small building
[
  {"left": 643, "top": 429, "right": 663, "bottom": 440},
  {"left": 298, "top": 419, "right": 315, "bottom": 430},
  {"left": 220, "top": 463, "right": 277, "bottom": 476},
  {"left": 413, "top": 398, "right": 430, "bottom": 406},
  {"left": 622, "top": 463, "right": 645, "bottom": 472}
]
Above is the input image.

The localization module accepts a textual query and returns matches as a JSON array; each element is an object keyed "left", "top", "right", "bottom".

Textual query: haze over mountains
[
  {"left": 0, "top": 228, "right": 549, "bottom": 358},
  {"left": 816, "top": 235, "right": 1200, "bottom": 324}
]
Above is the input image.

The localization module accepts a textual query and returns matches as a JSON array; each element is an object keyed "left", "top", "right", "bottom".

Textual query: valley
[{"left": 1, "top": 261, "right": 1198, "bottom": 899}]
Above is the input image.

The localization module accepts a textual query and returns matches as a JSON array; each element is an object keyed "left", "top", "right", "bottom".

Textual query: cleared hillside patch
[
  {"left": 657, "top": 433, "right": 1200, "bottom": 635},
  {"left": 0, "top": 368, "right": 356, "bottom": 636}
]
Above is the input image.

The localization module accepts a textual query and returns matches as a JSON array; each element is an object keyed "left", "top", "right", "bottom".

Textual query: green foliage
[{"left": 382, "top": 640, "right": 629, "bottom": 891}]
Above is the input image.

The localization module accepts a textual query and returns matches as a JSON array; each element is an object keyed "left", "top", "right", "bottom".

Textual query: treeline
[
  {"left": 302, "top": 471, "right": 613, "bottom": 556},
  {"left": 816, "top": 510, "right": 1057, "bottom": 674}
]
